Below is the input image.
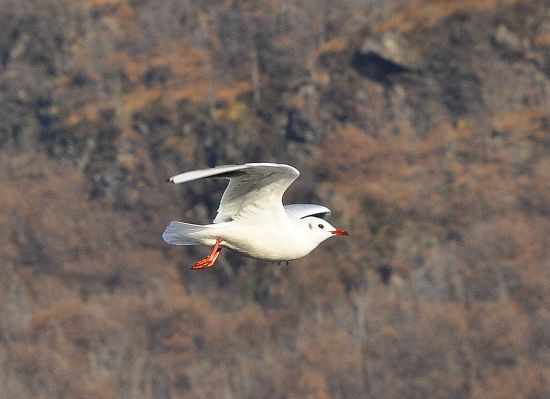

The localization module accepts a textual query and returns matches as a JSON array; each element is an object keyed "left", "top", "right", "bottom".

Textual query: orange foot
[{"left": 191, "top": 239, "right": 223, "bottom": 269}]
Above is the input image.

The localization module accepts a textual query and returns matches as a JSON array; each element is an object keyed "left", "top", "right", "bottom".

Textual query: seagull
[{"left": 162, "top": 163, "right": 349, "bottom": 269}]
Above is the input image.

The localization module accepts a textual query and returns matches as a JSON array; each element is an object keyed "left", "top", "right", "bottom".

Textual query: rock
[
  {"left": 493, "top": 24, "right": 522, "bottom": 53},
  {"left": 351, "top": 51, "right": 410, "bottom": 83},
  {"left": 360, "top": 33, "right": 407, "bottom": 66},
  {"left": 352, "top": 33, "right": 413, "bottom": 82},
  {"left": 284, "top": 108, "right": 316, "bottom": 143}
]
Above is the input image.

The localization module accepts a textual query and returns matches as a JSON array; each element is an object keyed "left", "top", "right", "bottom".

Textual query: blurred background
[{"left": 1, "top": 0, "right": 549, "bottom": 398}]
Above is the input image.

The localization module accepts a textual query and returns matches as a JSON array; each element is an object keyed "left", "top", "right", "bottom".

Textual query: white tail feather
[{"left": 162, "top": 221, "right": 206, "bottom": 245}]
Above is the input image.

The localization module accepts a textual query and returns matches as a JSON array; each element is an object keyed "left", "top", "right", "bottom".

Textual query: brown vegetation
[{"left": 0, "top": 0, "right": 549, "bottom": 398}]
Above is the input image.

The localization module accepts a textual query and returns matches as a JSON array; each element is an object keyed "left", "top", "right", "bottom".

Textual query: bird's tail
[{"left": 162, "top": 221, "right": 209, "bottom": 245}]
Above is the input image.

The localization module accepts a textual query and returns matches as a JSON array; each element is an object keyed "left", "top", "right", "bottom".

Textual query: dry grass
[{"left": 376, "top": 0, "right": 522, "bottom": 32}]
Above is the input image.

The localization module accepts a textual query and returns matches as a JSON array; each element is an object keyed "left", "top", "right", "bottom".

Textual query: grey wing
[
  {"left": 284, "top": 204, "right": 331, "bottom": 220},
  {"left": 214, "top": 163, "right": 300, "bottom": 223},
  {"left": 168, "top": 163, "right": 300, "bottom": 223}
]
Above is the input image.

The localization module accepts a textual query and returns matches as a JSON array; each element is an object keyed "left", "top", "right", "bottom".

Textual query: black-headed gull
[{"left": 163, "top": 163, "right": 349, "bottom": 269}]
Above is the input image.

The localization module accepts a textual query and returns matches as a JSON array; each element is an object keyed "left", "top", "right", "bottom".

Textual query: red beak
[{"left": 331, "top": 229, "right": 349, "bottom": 237}]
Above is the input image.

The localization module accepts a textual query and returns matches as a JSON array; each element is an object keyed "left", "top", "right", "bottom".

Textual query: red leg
[{"left": 191, "top": 239, "right": 223, "bottom": 269}]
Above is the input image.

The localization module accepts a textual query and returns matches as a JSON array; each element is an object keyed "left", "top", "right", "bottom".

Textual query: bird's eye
[{"left": 318, "top": 224, "right": 324, "bottom": 229}]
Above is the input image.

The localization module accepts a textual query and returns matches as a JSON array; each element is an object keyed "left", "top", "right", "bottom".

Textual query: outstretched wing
[
  {"left": 284, "top": 204, "right": 331, "bottom": 220},
  {"left": 168, "top": 163, "right": 300, "bottom": 223}
]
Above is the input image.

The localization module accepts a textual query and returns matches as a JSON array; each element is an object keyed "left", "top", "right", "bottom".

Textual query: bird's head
[{"left": 300, "top": 216, "right": 349, "bottom": 245}]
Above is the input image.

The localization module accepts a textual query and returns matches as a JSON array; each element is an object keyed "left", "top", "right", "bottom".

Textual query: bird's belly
[
  {"left": 220, "top": 224, "right": 313, "bottom": 261},
  {"left": 227, "top": 241, "right": 311, "bottom": 261}
]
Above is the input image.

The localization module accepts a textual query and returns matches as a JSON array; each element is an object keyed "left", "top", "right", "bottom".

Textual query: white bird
[{"left": 162, "top": 163, "right": 349, "bottom": 269}]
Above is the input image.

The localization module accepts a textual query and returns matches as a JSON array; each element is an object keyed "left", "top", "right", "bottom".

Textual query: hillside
[{"left": 0, "top": 0, "right": 549, "bottom": 398}]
